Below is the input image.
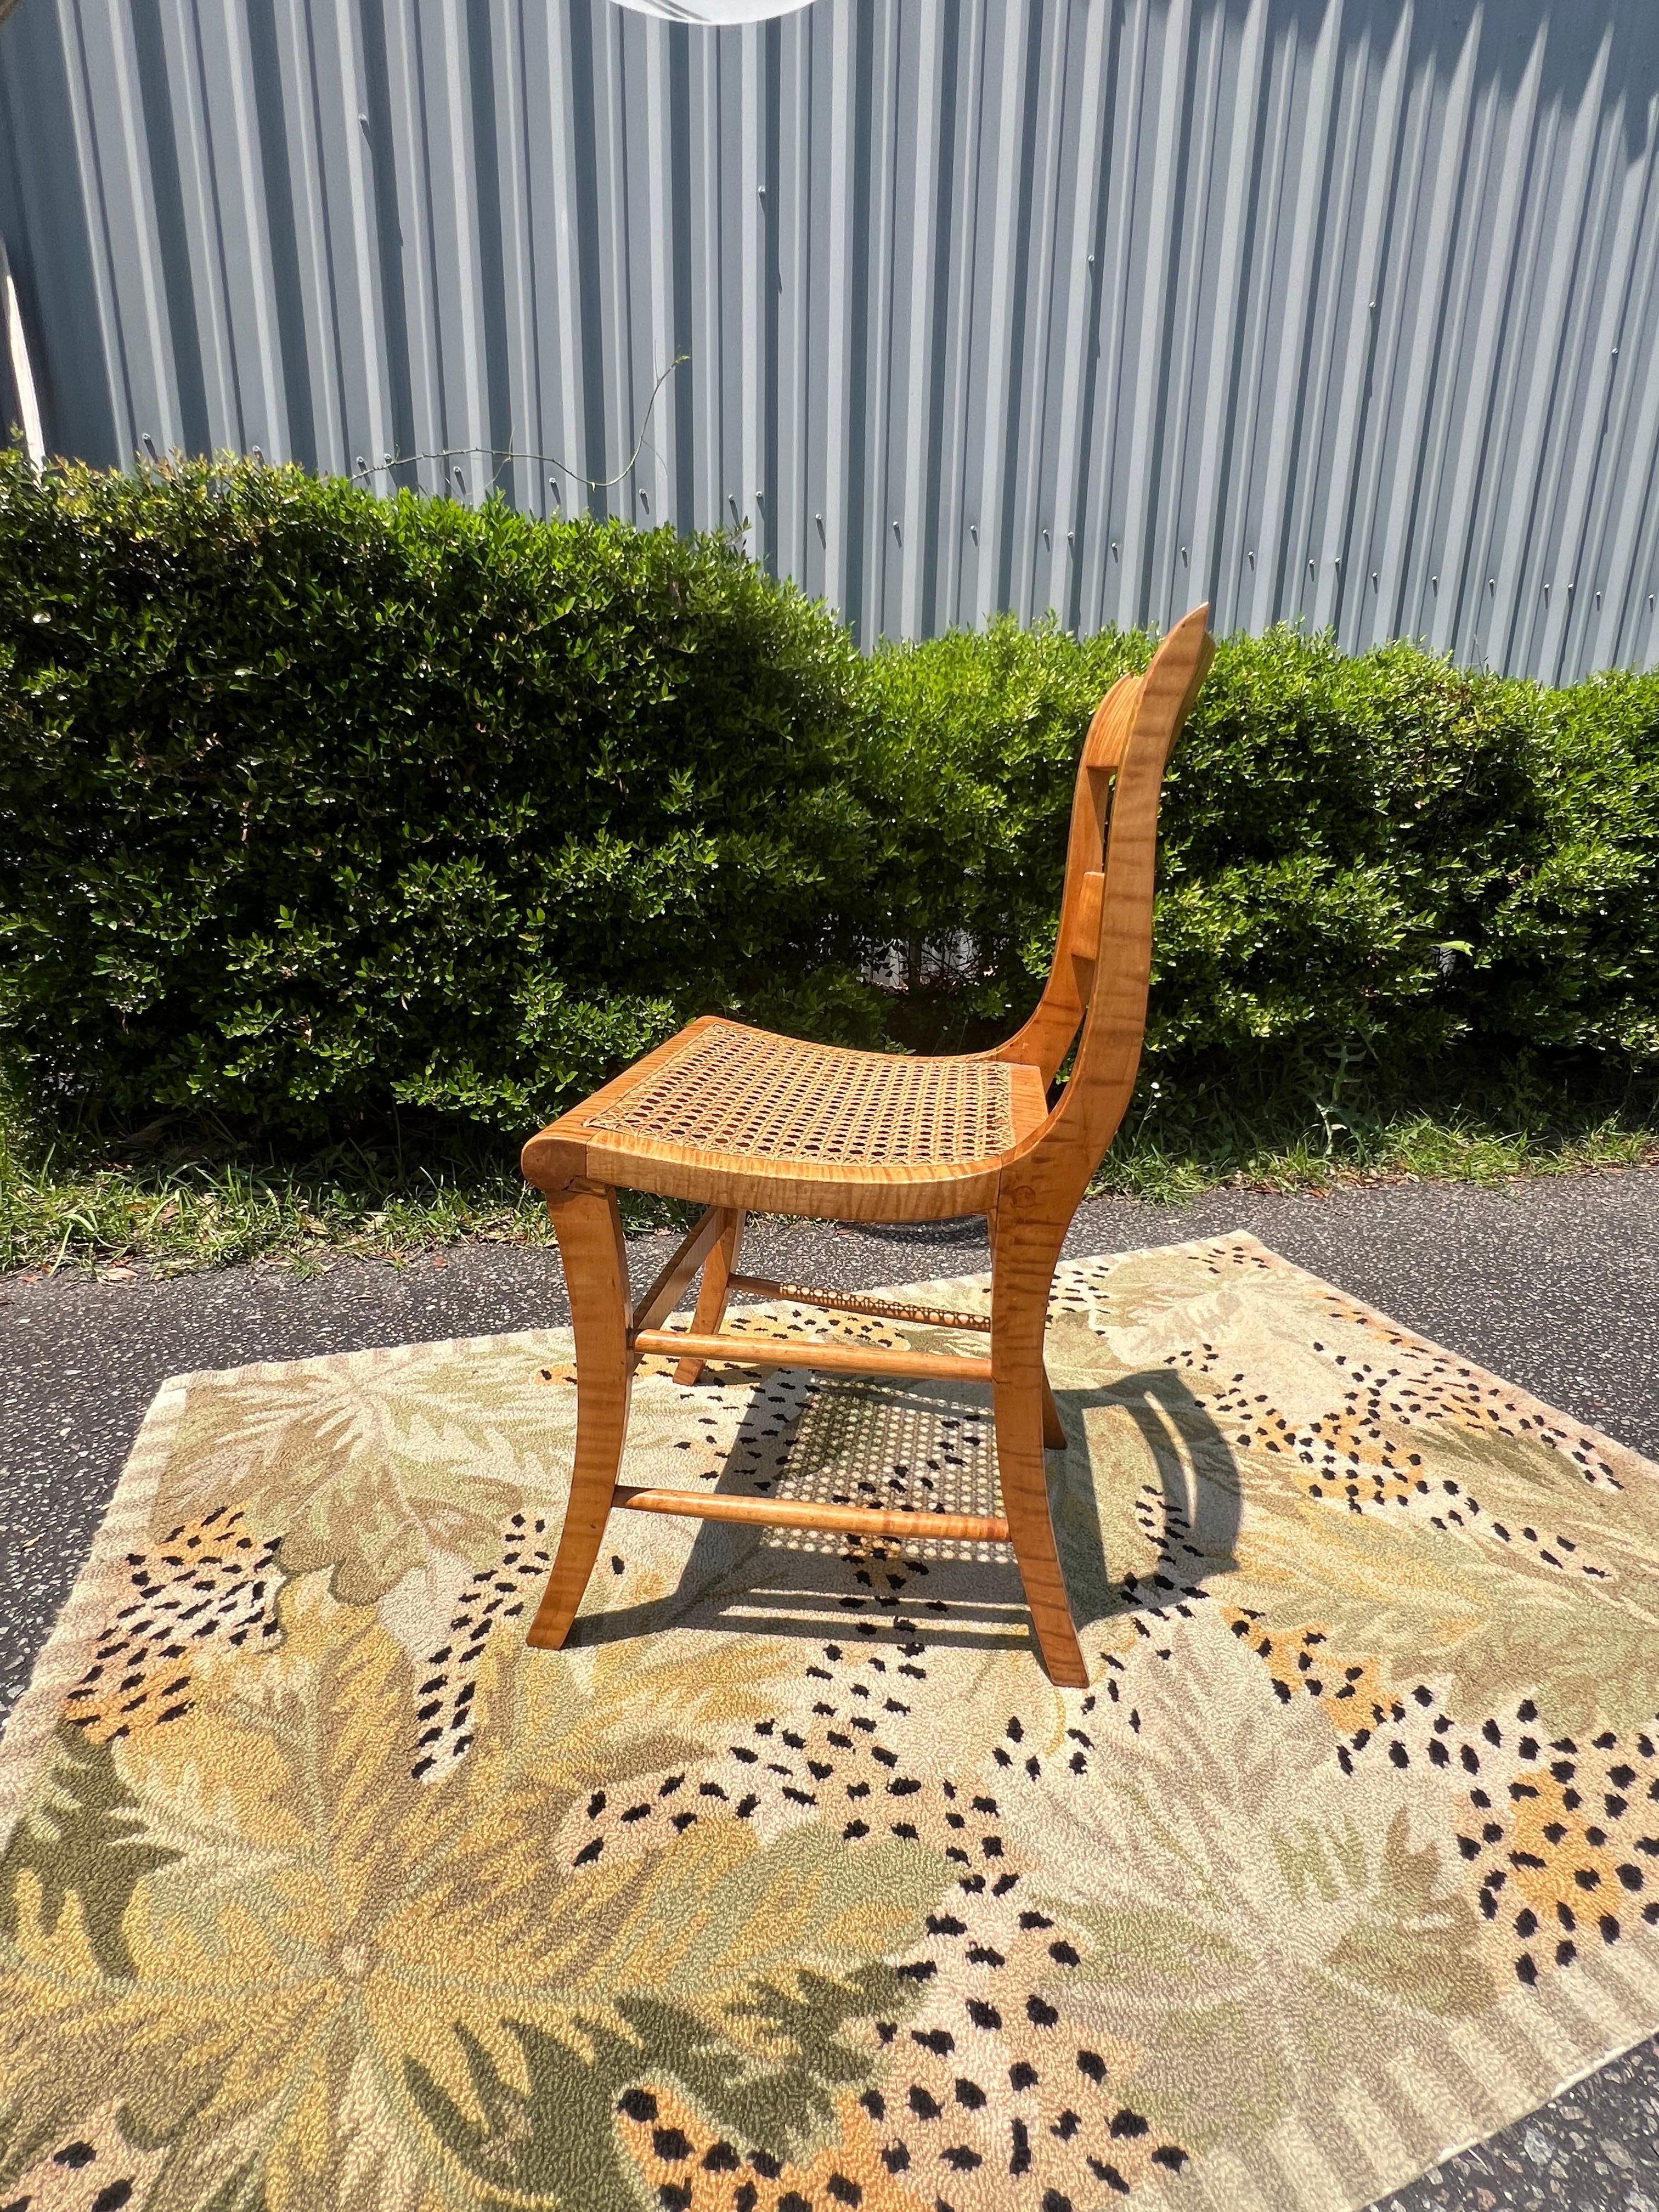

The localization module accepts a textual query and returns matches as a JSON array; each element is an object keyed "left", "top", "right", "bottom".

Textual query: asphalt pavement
[{"left": 3, "top": 1166, "right": 1657, "bottom": 2211}]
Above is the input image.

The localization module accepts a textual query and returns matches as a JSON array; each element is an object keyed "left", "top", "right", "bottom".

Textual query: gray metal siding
[{"left": 2, "top": 0, "right": 1657, "bottom": 680}]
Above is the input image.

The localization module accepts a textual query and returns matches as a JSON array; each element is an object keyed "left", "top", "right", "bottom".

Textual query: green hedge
[
  {"left": 0, "top": 454, "right": 885, "bottom": 1134},
  {"left": 1, "top": 451, "right": 1655, "bottom": 1142},
  {"left": 873, "top": 620, "right": 1659, "bottom": 1081}
]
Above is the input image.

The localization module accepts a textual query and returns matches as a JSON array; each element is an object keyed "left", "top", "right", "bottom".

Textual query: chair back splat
[
  {"left": 1001, "top": 603, "right": 1215, "bottom": 1213},
  {"left": 991, "top": 670, "right": 1138, "bottom": 1086},
  {"left": 519, "top": 605, "right": 1215, "bottom": 1686}
]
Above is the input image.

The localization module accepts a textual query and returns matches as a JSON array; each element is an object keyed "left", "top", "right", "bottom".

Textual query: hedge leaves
[
  {"left": 0, "top": 454, "right": 882, "bottom": 1134},
  {"left": 1, "top": 452, "right": 1654, "bottom": 1140}
]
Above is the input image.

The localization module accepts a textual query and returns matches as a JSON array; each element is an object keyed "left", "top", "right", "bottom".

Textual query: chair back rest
[
  {"left": 994, "top": 671, "right": 1144, "bottom": 1085},
  {"left": 1001, "top": 604, "right": 1214, "bottom": 1206}
]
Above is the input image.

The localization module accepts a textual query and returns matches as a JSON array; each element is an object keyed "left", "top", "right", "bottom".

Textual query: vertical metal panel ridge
[{"left": 2, "top": 0, "right": 1658, "bottom": 679}]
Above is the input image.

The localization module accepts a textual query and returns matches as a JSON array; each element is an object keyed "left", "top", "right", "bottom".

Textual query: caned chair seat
[
  {"left": 520, "top": 605, "right": 1216, "bottom": 1687},
  {"left": 522, "top": 1014, "right": 1051, "bottom": 1220}
]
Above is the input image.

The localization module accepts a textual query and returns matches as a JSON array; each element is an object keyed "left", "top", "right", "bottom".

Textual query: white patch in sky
[{"left": 610, "top": 0, "right": 816, "bottom": 21}]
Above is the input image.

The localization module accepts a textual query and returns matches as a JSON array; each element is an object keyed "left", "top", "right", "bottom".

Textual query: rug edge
[
  {"left": 1210, "top": 1229, "right": 1657, "bottom": 1480},
  {"left": 32, "top": 1228, "right": 1650, "bottom": 1481},
  {"left": 0, "top": 1371, "right": 191, "bottom": 1836},
  {"left": 894, "top": 1228, "right": 1656, "bottom": 1483},
  {"left": 0, "top": 1325, "right": 582, "bottom": 1834}
]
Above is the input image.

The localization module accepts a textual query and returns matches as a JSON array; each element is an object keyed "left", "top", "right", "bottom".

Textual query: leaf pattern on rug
[
  {"left": 0, "top": 1724, "right": 181, "bottom": 1978},
  {"left": 2, "top": 1582, "right": 939, "bottom": 2212},
  {"left": 156, "top": 1348, "right": 563, "bottom": 1604},
  {"left": 3, "top": 1233, "right": 1658, "bottom": 2212},
  {"left": 1011, "top": 1613, "right": 1496, "bottom": 2154},
  {"left": 1221, "top": 1440, "right": 1659, "bottom": 1737}
]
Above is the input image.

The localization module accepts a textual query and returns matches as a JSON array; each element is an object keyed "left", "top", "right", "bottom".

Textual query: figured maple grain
[
  {"left": 521, "top": 606, "right": 1215, "bottom": 1684},
  {"left": 674, "top": 1207, "right": 743, "bottom": 1386},
  {"left": 526, "top": 1187, "right": 635, "bottom": 1651},
  {"left": 632, "top": 1329, "right": 994, "bottom": 1385},
  {"left": 616, "top": 1488, "right": 1010, "bottom": 1545}
]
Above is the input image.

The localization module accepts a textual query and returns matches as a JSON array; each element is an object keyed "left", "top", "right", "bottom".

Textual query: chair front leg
[
  {"left": 990, "top": 1212, "right": 1088, "bottom": 1688},
  {"left": 675, "top": 1207, "right": 745, "bottom": 1386},
  {"left": 528, "top": 1185, "right": 634, "bottom": 1651}
]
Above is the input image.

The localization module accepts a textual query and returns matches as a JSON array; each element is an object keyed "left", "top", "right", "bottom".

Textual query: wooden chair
[{"left": 520, "top": 603, "right": 1215, "bottom": 1685}]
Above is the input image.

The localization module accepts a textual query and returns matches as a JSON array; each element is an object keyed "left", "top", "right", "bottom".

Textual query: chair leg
[
  {"left": 991, "top": 1216, "right": 1088, "bottom": 1688},
  {"left": 992, "top": 1212, "right": 1065, "bottom": 1453},
  {"left": 674, "top": 1208, "right": 745, "bottom": 1386},
  {"left": 527, "top": 1187, "right": 634, "bottom": 1651}
]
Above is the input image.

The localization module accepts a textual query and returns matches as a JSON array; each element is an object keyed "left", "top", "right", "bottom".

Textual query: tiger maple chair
[{"left": 520, "top": 603, "right": 1214, "bottom": 1686}]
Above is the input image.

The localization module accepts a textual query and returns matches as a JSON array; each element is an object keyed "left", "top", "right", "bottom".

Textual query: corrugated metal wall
[{"left": 2, "top": 0, "right": 1658, "bottom": 680}]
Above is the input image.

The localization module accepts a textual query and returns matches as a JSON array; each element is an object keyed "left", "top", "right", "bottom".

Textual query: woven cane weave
[{"left": 581, "top": 1020, "right": 1016, "bottom": 1164}]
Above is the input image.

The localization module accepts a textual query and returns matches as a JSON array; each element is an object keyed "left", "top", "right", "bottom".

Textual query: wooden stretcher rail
[
  {"left": 614, "top": 1487, "right": 1010, "bottom": 1544},
  {"left": 631, "top": 1204, "right": 725, "bottom": 1336},
  {"left": 726, "top": 1274, "right": 992, "bottom": 1333},
  {"left": 629, "top": 1328, "right": 993, "bottom": 1384}
]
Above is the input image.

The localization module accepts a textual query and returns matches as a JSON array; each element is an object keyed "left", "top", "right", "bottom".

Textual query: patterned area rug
[{"left": 3, "top": 1234, "right": 1658, "bottom": 2212}]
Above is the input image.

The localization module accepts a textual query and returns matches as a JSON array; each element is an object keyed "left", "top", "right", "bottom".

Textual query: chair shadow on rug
[
  {"left": 1055, "top": 1368, "right": 1244, "bottom": 1634},
  {"left": 562, "top": 1362, "right": 1240, "bottom": 1657}
]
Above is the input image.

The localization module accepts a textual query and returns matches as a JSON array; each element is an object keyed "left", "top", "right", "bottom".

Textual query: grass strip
[{"left": 2, "top": 1063, "right": 1654, "bottom": 1279}]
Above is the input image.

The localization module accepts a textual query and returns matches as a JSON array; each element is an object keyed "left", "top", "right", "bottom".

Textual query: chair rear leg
[
  {"left": 675, "top": 1208, "right": 745, "bottom": 1386},
  {"left": 991, "top": 1216, "right": 1088, "bottom": 1688},
  {"left": 991, "top": 1211, "right": 1066, "bottom": 1453},
  {"left": 528, "top": 1186, "right": 634, "bottom": 1651}
]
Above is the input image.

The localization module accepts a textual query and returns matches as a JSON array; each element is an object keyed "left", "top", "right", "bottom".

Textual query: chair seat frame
[{"left": 520, "top": 605, "right": 1215, "bottom": 1685}]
